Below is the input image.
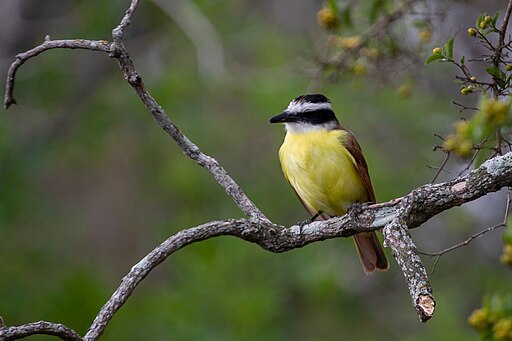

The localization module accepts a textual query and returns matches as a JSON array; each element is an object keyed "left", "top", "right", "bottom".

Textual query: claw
[{"left": 297, "top": 211, "right": 323, "bottom": 234}]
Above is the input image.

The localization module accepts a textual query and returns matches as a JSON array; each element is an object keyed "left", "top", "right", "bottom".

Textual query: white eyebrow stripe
[{"left": 286, "top": 101, "right": 332, "bottom": 113}]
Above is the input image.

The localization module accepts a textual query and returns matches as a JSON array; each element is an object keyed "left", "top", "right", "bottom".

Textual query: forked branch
[{"left": 2, "top": 0, "right": 512, "bottom": 340}]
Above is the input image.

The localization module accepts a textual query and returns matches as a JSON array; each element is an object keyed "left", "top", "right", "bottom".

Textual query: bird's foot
[
  {"left": 297, "top": 211, "right": 322, "bottom": 234},
  {"left": 297, "top": 220, "right": 309, "bottom": 233},
  {"left": 347, "top": 202, "right": 362, "bottom": 218}
]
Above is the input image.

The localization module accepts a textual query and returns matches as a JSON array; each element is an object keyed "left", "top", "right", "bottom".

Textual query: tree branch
[
  {"left": 3, "top": 0, "right": 267, "bottom": 223},
  {"left": 419, "top": 190, "right": 511, "bottom": 273},
  {"left": 498, "top": 0, "right": 512, "bottom": 56},
  {"left": 0, "top": 321, "right": 82, "bottom": 341},
  {"left": 383, "top": 201, "right": 434, "bottom": 322},
  {"left": 108, "top": 0, "right": 268, "bottom": 223},
  {"left": 3, "top": 38, "right": 111, "bottom": 109},
  {"left": 3, "top": 0, "right": 512, "bottom": 339},
  {"left": 83, "top": 152, "right": 512, "bottom": 338}
]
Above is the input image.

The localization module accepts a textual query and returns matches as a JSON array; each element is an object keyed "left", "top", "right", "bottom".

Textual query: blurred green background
[{"left": 1, "top": 0, "right": 510, "bottom": 340}]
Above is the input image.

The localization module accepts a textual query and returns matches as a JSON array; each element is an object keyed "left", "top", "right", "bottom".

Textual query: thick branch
[
  {"left": 82, "top": 152, "right": 512, "bottom": 339},
  {"left": 0, "top": 321, "right": 82, "bottom": 341}
]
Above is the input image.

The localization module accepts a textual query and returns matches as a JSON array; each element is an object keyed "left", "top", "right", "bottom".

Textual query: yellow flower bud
[
  {"left": 470, "top": 76, "right": 477, "bottom": 82},
  {"left": 397, "top": 84, "right": 412, "bottom": 98},
  {"left": 457, "top": 139, "right": 473, "bottom": 158},
  {"left": 484, "top": 15, "right": 492, "bottom": 23},
  {"left": 480, "top": 21, "right": 488, "bottom": 29},
  {"left": 468, "top": 308, "right": 490, "bottom": 331},
  {"left": 353, "top": 61, "right": 367, "bottom": 76},
  {"left": 317, "top": 7, "right": 340, "bottom": 30},
  {"left": 443, "top": 135, "right": 458, "bottom": 151},
  {"left": 432, "top": 47, "right": 442, "bottom": 54},
  {"left": 340, "top": 36, "right": 362, "bottom": 49},
  {"left": 500, "top": 244, "right": 512, "bottom": 265},
  {"left": 468, "top": 28, "right": 477, "bottom": 36},
  {"left": 493, "top": 318, "right": 512, "bottom": 340},
  {"left": 506, "top": 64, "right": 512, "bottom": 71},
  {"left": 454, "top": 120, "right": 470, "bottom": 136},
  {"left": 481, "top": 98, "right": 510, "bottom": 126},
  {"left": 360, "top": 47, "right": 379, "bottom": 59},
  {"left": 419, "top": 30, "right": 431, "bottom": 43},
  {"left": 500, "top": 251, "right": 512, "bottom": 265}
]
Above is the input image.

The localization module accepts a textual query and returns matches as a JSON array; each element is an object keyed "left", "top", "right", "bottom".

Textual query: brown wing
[
  {"left": 290, "top": 186, "right": 331, "bottom": 221},
  {"left": 335, "top": 125, "right": 376, "bottom": 204},
  {"left": 334, "top": 124, "right": 389, "bottom": 273}
]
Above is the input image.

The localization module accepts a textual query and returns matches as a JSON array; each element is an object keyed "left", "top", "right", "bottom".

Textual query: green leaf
[
  {"left": 497, "top": 78, "right": 506, "bottom": 89},
  {"left": 328, "top": 0, "right": 338, "bottom": 13},
  {"left": 341, "top": 6, "right": 353, "bottom": 28},
  {"left": 460, "top": 55, "right": 465, "bottom": 64},
  {"left": 475, "top": 14, "right": 483, "bottom": 29},
  {"left": 369, "top": 0, "right": 386, "bottom": 23},
  {"left": 413, "top": 20, "right": 428, "bottom": 29},
  {"left": 486, "top": 65, "right": 503, "bottom": 78},
  {"left": 504, "top": 223, "right": 512, "bottom": 245},
  {"left": 442, "top": 36, "right": 454, "bottom": 59},
  {"left": 425, "top": 53, "right": 445, "bottom": 65},
  {"left": 474, "top": 148, "right": 491, "bottom": 167},
  {"left": 492, "top": 11, "right": 500, "bottom": 27}
]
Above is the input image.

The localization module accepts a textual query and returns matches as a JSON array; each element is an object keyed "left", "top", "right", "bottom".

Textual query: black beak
[{"left": 269, "top": 111, "right": 294, "bottom": 123}]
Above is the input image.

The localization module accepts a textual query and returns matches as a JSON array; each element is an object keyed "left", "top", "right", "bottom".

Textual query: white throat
[{"left": 284, "top": 121, "right": 338, "bottom": 134}]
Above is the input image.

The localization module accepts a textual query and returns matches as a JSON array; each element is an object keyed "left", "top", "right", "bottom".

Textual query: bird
[{"left": 269, "top": 94, "right": 389, "bottom": 274}]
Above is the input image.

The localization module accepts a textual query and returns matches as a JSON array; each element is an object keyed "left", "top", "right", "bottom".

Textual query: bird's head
[{"left": 269, "top": 94, "right": 339, "bottom": 133}]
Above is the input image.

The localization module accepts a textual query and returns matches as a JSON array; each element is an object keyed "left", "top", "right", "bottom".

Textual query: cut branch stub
[{"left": 383, "top": 205, "right": 435, "bottom": 322}]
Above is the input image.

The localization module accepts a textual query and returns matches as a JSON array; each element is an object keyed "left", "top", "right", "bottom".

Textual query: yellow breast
[{"left": 279, "top": 129, "right": 368, "bottom": 216}]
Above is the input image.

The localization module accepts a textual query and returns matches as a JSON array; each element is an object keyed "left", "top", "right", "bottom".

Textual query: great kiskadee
[{"left": 270, "top": 94, "right": 388, "bottom": 274}]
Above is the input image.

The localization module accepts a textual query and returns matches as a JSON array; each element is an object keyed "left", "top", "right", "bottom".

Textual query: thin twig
[
  {"left": 420, "top": 190, "right": 512, "bottom": 273},
  {"left": 430, "top": 152, "right": 450, "bottom": 183},
  {"left": 498, "top": 1, "right": 512, "bottom": 54},
  {"left": 452, "top": 100, "right": 479, "bottom": 112},
  {"left": 457, "top": 135, "right": 492, "bottom": 177},
  {"left": 4, "top": 39, "right": 112, "bottom": 109},
  {"left": 490, "top": 0, "right": 512, "bottom": 98},
  {"left": 422, "top": 221, "right": 507, "bottom": 257}
]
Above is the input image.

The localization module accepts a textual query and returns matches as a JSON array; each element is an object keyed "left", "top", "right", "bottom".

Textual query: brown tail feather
[{"left": 353, "top": 232, "right": 389, "bottom": 274}]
